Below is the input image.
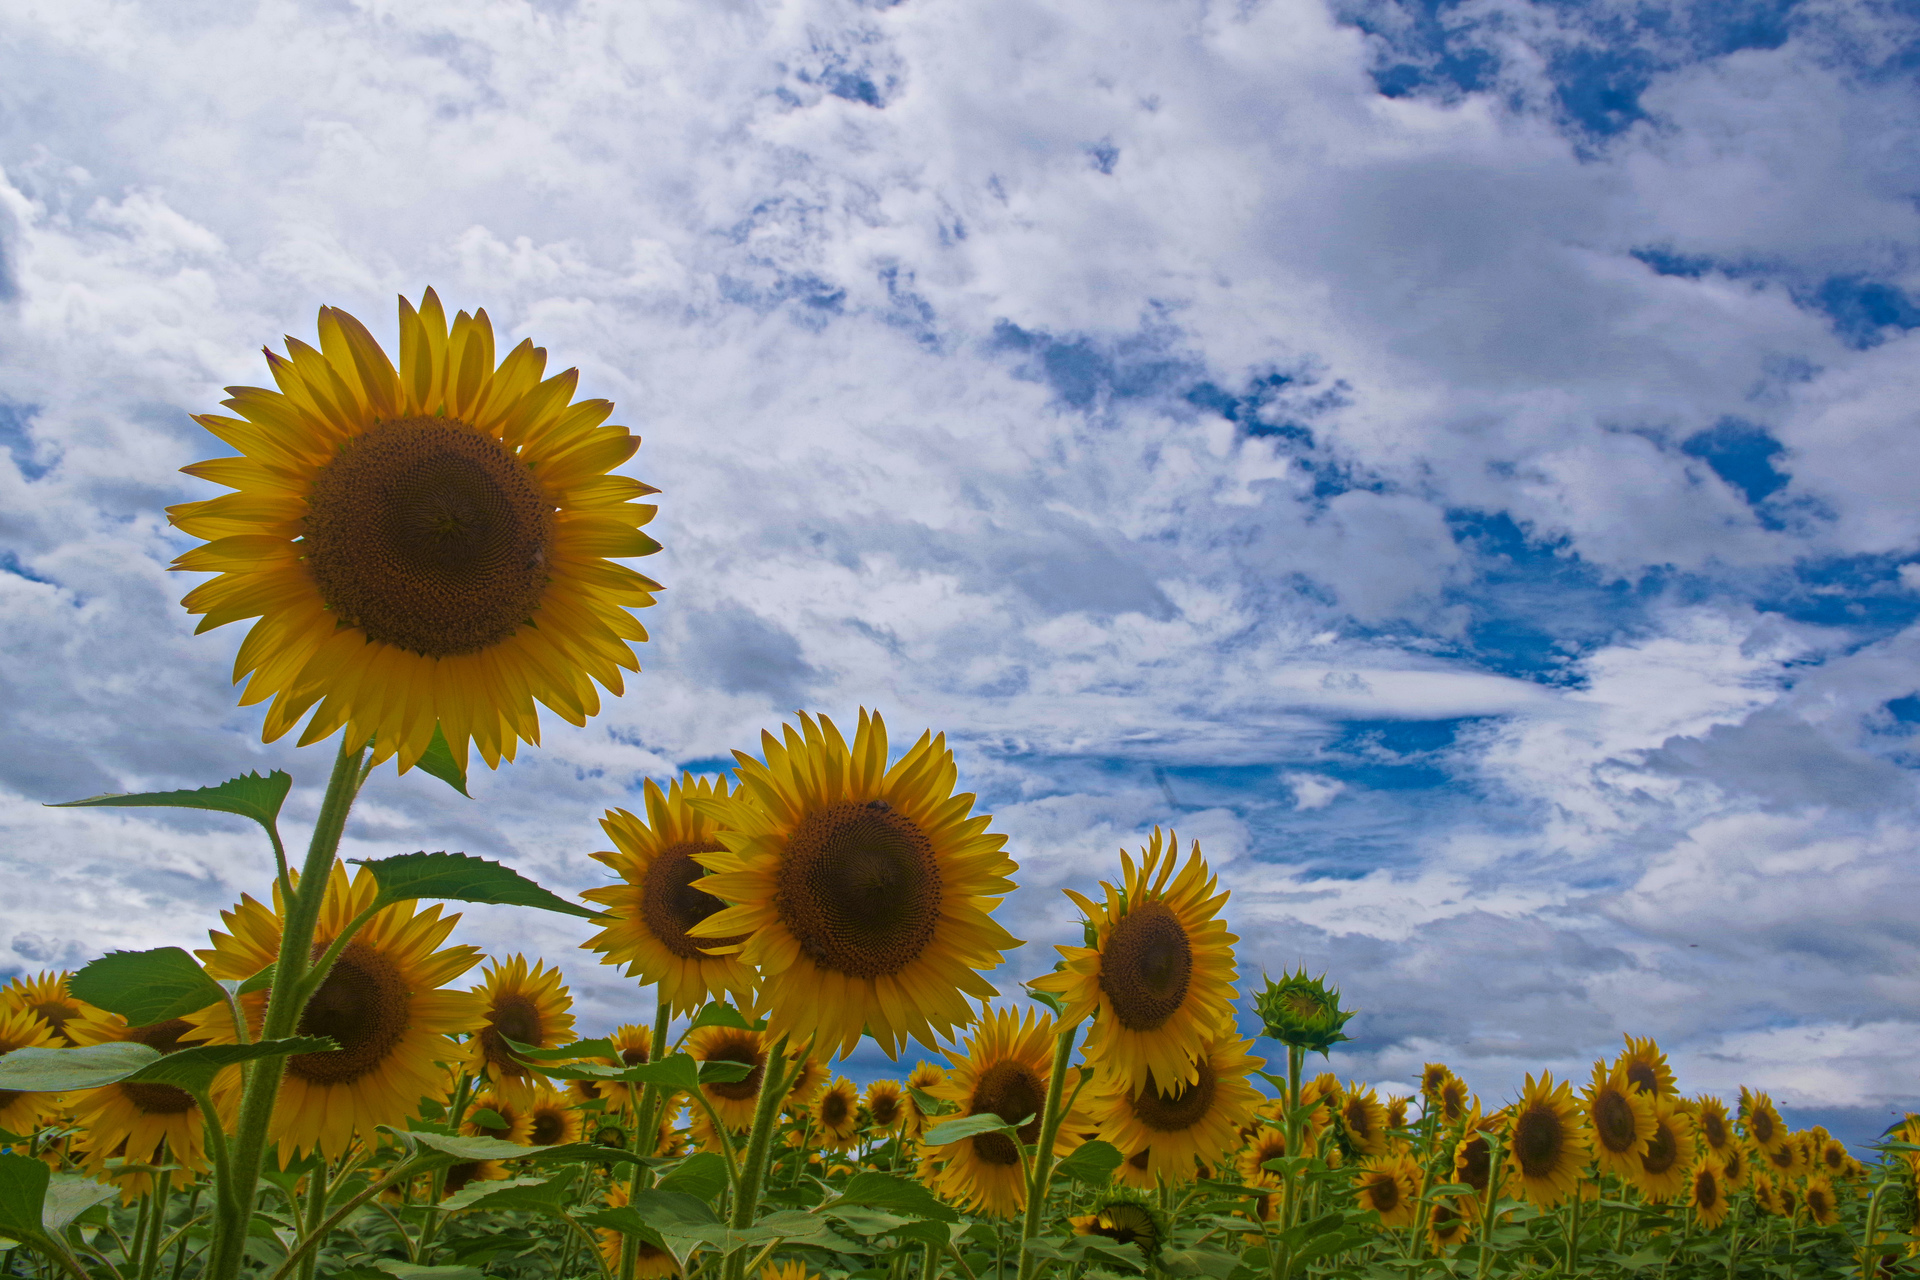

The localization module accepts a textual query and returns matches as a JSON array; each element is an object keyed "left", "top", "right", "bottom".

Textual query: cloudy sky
[{"left": 4, "top": 0, "right": 1920, "bottom": 1144}]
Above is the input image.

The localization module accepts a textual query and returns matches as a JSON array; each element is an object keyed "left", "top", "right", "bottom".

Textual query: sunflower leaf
[
  {"left": 0, "top": 1042, "right": 161, "bottom": 1092},
  {"left": 48, "top": 771, "right": 292, "bottom": 833},
  {"left": 41, "top": 1177, "right": 118, "bottom": 1234},
  {"left": 122, "top": 1039, "right": 336, "bottom": 1093},
  {"left": 685, "top": 1002, "right": 751, "bottom": 1033},
  {"left": 499, "top": 1036, "right": 619, "bottom": 1063},
  {"left": 440, "top": 1169, "right": 578, "bottom": 1215},
  {"left": 824, "top": 1171, "right": 959, "bottom": 1223},
  {"left": 380, "top": 1128, "right": 571, "bottom": 1165},
  {"left": 0, "top": 1154, "right": 100, "bottom": 1270},
  {"left": 920, "top": 1113, "right": 1032, "bottom": 1147},
  {"left": 412, "top": 726, "right": 470, "bottom": 798},
  {"left": 1023, "top": 986, "right": 1065, "bottom": 1018},
  {"left": 69, "top": 947, "right": 227, "bottom": 1024},
  {"left": 654, "top": 1152, "right": 729, "bottom": 1199},
  {"left": 1053, "top": 1139, "right": 1123, "bottom": 1186},
  {"left": 355, "top": 851, "right": 601, "bottom": 920}
]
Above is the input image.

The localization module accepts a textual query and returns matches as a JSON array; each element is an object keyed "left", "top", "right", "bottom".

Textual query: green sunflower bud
[{"left": 1253, "top": 967, "right": 1356, "bottom": 1057}]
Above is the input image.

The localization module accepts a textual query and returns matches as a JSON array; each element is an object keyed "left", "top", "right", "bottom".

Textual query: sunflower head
[
  {"left": 1693, "top": 1094, "right": 1733, "bottom": 1153},
  {"left": 1688, "top": 1156, "right": 1730, "bottom": 1229},
  {"left": 1237, "top": 1125, "right": 1288, "bottom": 1187},
  {"left": 1819, "top": 1136, "right": 1849, "bottom": 1177},
  {"left": 931, "top": 1005, "right": 1088, "bottom": 1217},
  {"left": 1504, "top": 1072, "right": 1591, "bottom": 1209},
  {"left": 468, "top": 955, "right": 575, "bottom": 1098},
  {"left": 1805, "top": 1175, "right": 1840, "bottom": 1226},
  {"left": 169, "top": 291, "right": 661, "bottom": 772},
  {"left": 462, "top": 1091, "right": 532, "bottom": 1143},
  {"left": 526, "top": 1084, "right": 582, "bottom": 1147},
  {"left": 1427, "top": 1196, "right": 1474, "bottom": 1251},
  {"left": 687, "top": 710, "right": 1020, "bottom": 1059},
  {"left": 865, "top": 1079, "right": 909, "bottom": 1133},
  {"left": 1631, "top": 1095, "right": 1696, "bottom": 1203},
  {"left": 583, "top": 776, "right": 760, "bottom": 1016},
  {"left": 1617, "top": 1035, "right": 1675, "bottom": 1099},
  {"left": 0, "top": 971, "right": 95, "bottom": 1046},
  {"left": 1091, "top": 1030, "right": 1264, "bottom": 1189},
  {"left": 687, "top": 1025, "right": 770, "bottom": 1131},
  {"left": 814, "top": 1077, "right": 862, "bottom": 1150},
  {"left": 1420, "top": 1063, "right": 1454, "bottom": 1101},
  {"left": 1071, "top": 1193, "right": 1167, "bottom": 1261},
  {"left": 1584, "top": 1059, "right": 1654, "bottom": 1176},
  {"left": 1253, "top": 968, "right": 1356, "bottom": 1058},
  {"left": 759, "top": 1262, "right": 819, "bottom": 1280},
  {"left": 1436, "top": 1076, "right": 1473, "bottom": 1126},
  {"left": 1334, "top": 1083, "right": 1390, "bottom": 1159},
  {"left": 1740, "top": 1087, "right": 1787, "bottom": 1153},
  {"left": 1353, "top": 1154, "right": 1419, "bottom": 1228}
]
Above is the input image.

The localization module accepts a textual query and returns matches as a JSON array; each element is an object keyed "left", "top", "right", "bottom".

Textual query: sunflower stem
[
  {"left": 139, "top": 1161, "right": 175, "bottom": 1280},
  {"left": 1474, "top": 1129, "right": 1505, "bottom": 1280},
  {"left": 1016, "top": 1020, "right": 1079, "bottom": 1280},
  {"left": 207, "top": 731, "right": 369, "bottom": 1280},
  {"left": 721, "top": 1033, "right": 792, "bottom": 1280},
  {"left": 294, "top": 1163, "right": 327, "bottom": 1280},
  {"left": 167, "top": 1184, "right": 201, "bottom": 1280},
  {"left": 620, "top": 997, "right": 676, "bottom": 1280}
]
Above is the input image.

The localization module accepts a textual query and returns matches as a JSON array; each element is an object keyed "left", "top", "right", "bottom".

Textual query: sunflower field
[{"left": 2, "top": 295, "right": 1916, "bottom": 1280}]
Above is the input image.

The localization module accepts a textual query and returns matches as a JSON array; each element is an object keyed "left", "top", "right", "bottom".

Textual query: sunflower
[
  {"left": 1353, "top": 1153, "right": 1419, "bottom": 1228},
  {"left": 1337, "top": 1083, "right": 1390, "bottom": 1159},
  {"left": 904, "top": 1061, "right": 944, "bottom": 1135},
  {"left": 1435, "top": 1076, "right": 1473, "bottom": 1127},
  {"left": 1420, "top": 1063, "right": 1454, "bottom": 1102},
  {"left": 442, "top": 1160, "right": 510, "bottom": 1197},
  {"left": 929, "top": 1005, "right": 1087, "bottom": 1217},
  {"left": 0, "top": 1004, "right": 64, "bottom": 1134},
  {"left": 1818, "top": 1137, "right": 1850, "bottom": 1178},
  {"left": 1238, "top": 1125, "right": 1288, "bottom": 1187},
  {"left": 62, "top": 1009, "right": 213, "bottom": 1200},
  {"left": 463, "top": 1091, "right": 532, "bottom": 1143},
  {"left": 865, "top": 1080, "right": 910, "bottom": 1136},
  {"left": 1804, "top": 1175, "right": 1840, "bottom": 1226},
  {"left": 1031, "top": 829, "right": 1236, "bottom": 1095},
  {"left": 814, "top": 1077, "right": 861, "bottom": 1152},
  {"left": 1694, "top": 1095, "right": 1734, "bottom": 1156},
  {"left": 169, "top": 291, "right": 661, "bottom": 773},
  {"left": 1504, "top": 1073, "right": 1589, "bottom": 1209},
  {"left": 786, "top": 1053, "right": 829, "bottom": 1110},
  {"left": 1759, "top": 1131, "right": 1808, "bottom": 1181},
  {"left": 689, "top": 1106, "right": 746, "bottom": 1156},
  {"left": 566, "top": 1023, "right": 654, "bottom": 1114},
  {"left": 759, "top": 1262, "right": 819, "bottom": 1280},
  {"left": 188, "top": 861, "right": 483, "bottom": 1159},
  {"left": 1454, "top": 1127, "right": 1492, "bottom": 1199},
  {"left": 686, "top": 1025, "right": 771, "bottom": 1131},
  {"left": 1718, "top": 1139, "right": 1750, "bottom": 1190},
  {"left": 1630, "top": 1096, "right": 1695, "bottom": 1203},
  {"left": 1071, "top": 1194, "right": 1166, "bottom": 1261},
  {"left": 1614, "top": 1035, "right": 1673, "bottom": 1099},
  {"left": 1776, "top": 1179, "right": 1801, "bottom": 1221},
  {"left": 1749, "top": 1172, "right": 1778, "bottom": 1216},
  {"left": 582, "top": 777, "right": 760, "bottom": 1016},
  {"left": 686, "top": 711, "right": 1020, "bottom": 1059},
  {"left": 1688, "top": 1156, "right": 1730, "bottom": 1230},
  {"left": 523, "top": 1084, "right": 582, "bottom": 1147},
  {"left": 0, "top": 971, "right": 93, "bottom": 1045},
  {"left": 467, "top": 955, "right": 575, "bottom": 1103},
  {"left": 1427, "top": 1196, "right": 1473, "bottom": 1252},
  {"left": 1092, "top": 1030, "right": 1263, "bottom": 1190},
  {"left": 1583, "top": 1059, "right": 1654, "bottom": 1178},
  {"left": 1741, "top": 1087, "right": 1787, "bottom": 1154},
  {"left": 599, "top": 1184, "right": 679, "bottom": 1277},
  {"left": 1385, "top": 1095, "right": 1410, "bottom": 1130}
]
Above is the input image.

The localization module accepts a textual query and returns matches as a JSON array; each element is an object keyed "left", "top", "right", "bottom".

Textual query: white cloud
[{"left": 1284, "top": 771, "right": 1346, "bottom": 810}]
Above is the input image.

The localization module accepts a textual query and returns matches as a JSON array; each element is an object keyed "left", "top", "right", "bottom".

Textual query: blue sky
[{"left": 3, "top": 0, "right": 1920, "bottom": 1145}]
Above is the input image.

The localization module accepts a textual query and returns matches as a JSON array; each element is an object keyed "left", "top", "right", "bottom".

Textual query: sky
[{"left": 3, "top": 0, "right": 1920, "bottom": 1147}]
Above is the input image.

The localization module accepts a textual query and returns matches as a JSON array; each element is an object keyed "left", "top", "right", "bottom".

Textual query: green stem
[
  {"left": 1017, "top": 1022, "right": 1079, "bottom": 1280},
  {"left": 266, "top": 1156, "right": 427, "bottom": 1280},
  {"left": 1474, "top": 1129, "right": 1505, "bottom": 1280},
  {"left": 208, "top": 732, "right": 369, "bottom": 1280},
  {"left": 138, "top": 1164, "right": 175, "bottom": 1280},
  {"left": 167, "top": 1185, "right": 201, "bottom": 1280},
  {"left": 295, "top": 1161, "right": 328, "bottom": 1280},
  {"left": 622, "top": 998, "right": 676, "bottom": 1280},
  {"left": 721, "top": 1034, "right": 793, "bottom": 1280}
]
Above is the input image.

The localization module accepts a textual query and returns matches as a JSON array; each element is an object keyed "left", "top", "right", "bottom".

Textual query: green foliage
[
  {"left": 413, "top": 725, "right": 471, "bottom": 796},
  {"left": 48, "top": 770, "right": 292, "bottom": 834},
  {"left": 355, "top": 850, "right": 602, "bottom": 919},
  {"left": 69, "top": 945, "right": 228, "bottom": 1023}
]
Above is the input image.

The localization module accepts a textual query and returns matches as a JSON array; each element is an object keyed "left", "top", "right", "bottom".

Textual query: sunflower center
[
  {"left": 1456, "top": 1135, "right": 1490, "bottom": 1192},
  {"left": 1512, "top": 1105, "right": 1564, "bottom": 1179},
  {"left": 644, "top": 841, "right": 746, "bottom": 960},
  {"left": 1624, "top": 1061, "right": 1659, "bottom": 1095},
  {"left": 821, "top": 1089, "right": 852, "bottom": 1128},
  {"left": 700, "top": 1032, "right": 766, "bottom": 1102},
  {"left": 620, "top": 1044, "right": 650, "bottom": 1066},
  {"left": 871, "top": 1094, "right": 902, "bottom": 1126},
  {"left": 1130, "top": 1061, "right": 1217, "bottom": 1133},
  {"left": 1440, "top": 1083, "right": 1467, "bottom": 1123},
  {"left": 1766, "top": 1142, "right": 1794, "bottom": 1172},
  {"left": 119, "top": 1019, "right": 199, "bottom": 1116},
  {"left": 30, "top": 1000, "right": 79, "bottom": 1044},
  {"left": 1098, "top": 901, "right": 1192, "bottom": 1032},
  {"left": 530, "top": 1108, "right": 568, "bottom": 1146},
  {"left": 443, "top": 1161, "right": 485, "bottom": 1195},
  {"left": 1751, "top": 1109, "right": 1775, "bottom": 1145},
  {"left": 1593, "top": 1088, "right": 1637, "bottom": 1153},
  {"left": 1701, "top": 1110, "right": 1728, "bottom": 1149},
  {"left": 304, "top": 416, "right": 554, "bottom": 658},
  {"left": 1642, "top": 1120, "right": 1679, "bottom": 1176},
  {"left": 1343, "top": 1097, "right": 1375, "bottom": 1140},
  {"left": 479, "top": 992, "right": 543, "bottom": 1079},
  {"left": 969, "top": 1059, "right": 1047, "bottom": 1166},
  {"left": 288, "top": 941, "right": 412, "bottom": 1086},
  {"left": 776, "top": 800, "right": 943, "bottom": 980},
  {"left": 1092, "top": 1203, "right": 1157, "bottom": 1248},
  {"left": 1366, "top": 1172, "right": 1401, "bottom": 1214},
  {"left": 1694, "top": 1166, "right": 1720, "bottom": 1209}
]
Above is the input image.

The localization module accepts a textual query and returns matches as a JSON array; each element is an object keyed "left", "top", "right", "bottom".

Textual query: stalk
[
  {"left": 167, "top": 1185, "right": 201, "bottom": 1280},
  {"left": 721, "top": 1034, "right": 793, "bottom": 1280},
  {"left": 295, "top": 1163, "right": 328, "bottom": 1280},
  {"left": 138, "top": 1164, "right": 174, "bottom": 1280},
  {"left": 207, "top": 733, "right": 369, "bottom": 1280},
  {"left": 1016, "top": 1022, "right": 1079, "bottom": 1280},
  {"left": 1474, "top": 1130, "right": 1506, "bottom": 1280},
  {"left": 621, "top": 998, "right": 676, "bottom": 1280}
]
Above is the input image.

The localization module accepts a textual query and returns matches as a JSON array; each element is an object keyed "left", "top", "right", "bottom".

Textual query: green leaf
[
  {"left": 0, "top": 1042, "right": 160, "bottom": 1092},
  {"left": 467, "top": 1108, "right": 509, "bottom": 1131},
  {"left": 1024, "top": 987, "right": 1065, "bottom": 1018},
  {"left": 48, "top": 770, "right": 292, "bottom": 834},
  {"left": 41, "top": 1178, "right": 118, "bottom": 1234},
  {"left": 685, "top": 1002, "right": 751, "bottom": 1033},
  {"left": 128, "top": 1039, "right": 335, "bottom": 1093},
  {"left": 355, "top": 851, "right": 600, "bottom": 920},
  {"left": 613, "top": 1053, "right": 705, "bottom": 1092},
  {"left": 1159, "top": 1247, "right": 1242, "bottom": 1280},
  {"left": 1196, "top": 1179, "right": 1273, "bottom": 1198},
  {"left": 238, "top": 964, "right": 277, "bottom": 996},
  {"left": 440, "top": 1170, "right": 578, "bottom": 1214},
  {"left": 1053, "top": 1139, "right": 1123, "bottom": 1186},
  {"left": 699, "top": 1059, "right": 753, "bottom": 1085},
  {"left": 373, "top": 1262, "right": 485, "bottom": 1280},
  {"left": 499, "top": 1036, "right": 619, "bottom": 1063},
  {"left": 827, "top": 1171, "right": 959, "bottom": 1223},
  {"left": 521, "top": 1143, "right": 652, "bottom": 1168},
  {"left": 412, "top": 725, "right": 470, "bottom": 797},
  {"left": 921, "top": 1113, "right": 1030, "bottom": 1147},
  {"left": 0, "top": 1154, "right": 51, "bottom": 1241},
  {"left": 383, "top": 1129, "right": 569, "bottom": 1165},
  {"left": 906, "top": 1086, "right": 951, "bottom": 1117},
  {"left": 654, "top": 1152, "right": 729, "bottom": 1199},
  {"left": 69, "top": 948, "right": 226, "bottom": 1025}
]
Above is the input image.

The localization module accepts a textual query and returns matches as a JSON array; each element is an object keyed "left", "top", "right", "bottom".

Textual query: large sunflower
[
  {"left": 929, "top": 1006, "right": 1088, "bottom": 1218},
  {"left": 1617, "top": 1036, "right": 1675, "bottom": 1099},
  {"left": 1352, "top": 1153, "right": 1419, "bottom": 1229},
  {"left": 1740, "top": 1087, "right": 1787, "bottom": 1155},
  {"left": 686, "top": 1025, "right": 771, "bottom": 1131},
  {"left": 1688, "top": 1156, "right": 1730, "bottom": 1230},
  {"left": 0, "top": 1005, "right": 64, "bottom": 1134},
  {"left": 167, "top": 290, "right": 661, "bottom": 773},
  {"left": 1582, "top": 1059, "right": 1654, "bottom": 1178},
  {"left": 467, "top": 955, "right": 575, "bottom": 1103},
  {"left": 1336, "top": 1082, "right": 1390, "bottom": 1159},
  {"left": 1503, "top": 1073, "right": 1589, "bottom": 1209},
  {"left": 1091, "top": 1030, "right": 1263, "bottom": 1190},
  {"left": 1031, "top": 829, "right": 1237, "bottom": 1096},
  {"left": 687, "top": 710, "right": 1021, "bottom": 1059},
  {"left": 66, "top": 1010, "right": 216, "bottom": 1200},
  {"left": 581, "top": 776, "right": 759, "bottom": 1016},
  {"left": 1, "top": 971, "right": 94, "bottom": 1045},
  {"left": 188, "top": 861, "right": 483, "bottom": 1158},
  {"left": 1628, "top": 1095, "right": 1695, "bottom": 1203}
]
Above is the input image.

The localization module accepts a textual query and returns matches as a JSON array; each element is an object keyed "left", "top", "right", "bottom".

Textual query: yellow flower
[
  {"left": 1583, "top": 1059, "right": 1654, "bottom": 1178},
  {"left": 442, "top": 1160, "right": 509, "bottom": 1199},
  {"left": 1435, "top": 1075, "right": 1473, "bottom": 1127},
  {"left": 64, "top": 1009, "right": 214, "bottom": 1200},
  {"left": 1338, "top": 1082, "right": 1390, "bottom": 1159},
  {"left": 1617, "top": 1035, "right": 1675, "bottom": 1099},
  {"left": 1352, "top": 1153, "right": 1419, "bottom": 1228},
  {"left": 1629, "top": 1096, "right": 1695, "bottom": 1203},
  {"left": 1420, "top": 1063, "right": 1454, "bottom": 1101},
  {"left": 1237, "top": 1125, "right": 1289, "bottom": 1188},
  {"left": 0, "top": 971, "right": 94, "bottom": 1045},
  {"left": 759, "top": 1262, "right": 819, "bottom": 1280},
  {"left": 526, "top": 1084, "right": 582, "bottom": 1147},
  {"left": 1031, "top": 829, "right": 1237, "bottom": 1096},
  {"left": 0, "top": 1004, "right": 63, "bottom": 1134},
  {"left": 865, "top": 1079, "right": 910, "bottom": 1135},
  {"left": 467, "top": 954, "right": 574, "bottom": 1104},
  {"left": 1740, "top": 1087, "right": 1787, "bottom": 1154},
  {"left": 188, "top": 861, "right": 483, "bottom": 1159},
  {"left": 1688, "top": 1156, "right": 1730, "bottom": 1230},
  {"left": 168, "top": 290, "right": 661, "bottom": 773},
  {"left": 1426, "top": 1196, "right": 1474, "bottom": 1252},
  {"left": 1804, "top": 1174, "right": 1840, "bottom": 1226},
  {"left": 686, "top": 1026, "right": 771, "bottom": 1131},
  {"left": 599, "top": 1184, "right": 680, "bottom": 1276},
  {"left": 565, "top": 1023, "right": 653, "bottom": 1114},
  {"left": 688, "top": 710, "right": 1021, "bottom": 1059},
  {"left": 1503, "top": 1073, "right": 1590, "bottom": 1209},
  {"left": 581, "top": 776, "right": 760, "bottom": 1016},
  {"left": 929, "top": 1006, "right": 1087, "bottom": 1218},
  {"left": 1694, "top": 1095, "right": 1735, "bottom": 1156},
  {"left": 1091, "top": 1030, "right": 1264, "bottom": 1190},
  {"left": 814, "top": 1077, "right": 862, "bottom": 1152},
  {"left": 462, "top": 1091, "right": 532, "bottom": 1143}
]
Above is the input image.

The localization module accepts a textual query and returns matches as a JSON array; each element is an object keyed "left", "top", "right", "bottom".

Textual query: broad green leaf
[
  {"left": 373, "top": 1262, "right": 484, "bottom": 1280},
  {"left": 654, "top": 1152, "right": 729, "bottom": 1199},
  {"left": 126, "top": 1039, "right": 335, "bottom": 1094},
  {"left": 921, "top": 1113, "right": 1030, "bottom": 1147},
  {"left": 698, "top": 1059, "right": 753, "bottom": 1085},
  {"left": 467, "top": 1108, "right": 509, "bottom": 1131},
  {"left": 41, "top": 1177, "right": 117, "bottom": 1233},
  {"left": 439, "top": 1171, "right": 577, "bottom": 1214},
  {"left": 500, "top": 1036, "right": 618, "bottom": 1063},
  {"left": 0, "top": 1042, "right": 160, "bottom": 1092},
  {"left": 822, "top": 1205, "right": 914, "bottom": 1237},
  {"left": 355, "top": 851, "right": 600, "bottom": 919},
  {"left": 685, "top": 1002, "right": 751, "bottom": 1033},
  {"left": 618, "top": 1189, "right": 721, "bottom": 1229},
  {"left": 1159, "top": 1246, "right": 1241, "bottom": 1280},
  {"left": 828, "top": 1171, "right": 959, "bottom": 1223},
  {"left": 48, "top": 770, "right": 292, "bottom": 833},
  {"left": 69, "top": 948, "right": 226, "bottom": 1024},
  {"left": 1023, "top": 986, "right": 1065, "bottom": 1017},
  {"left": 383, "top": 1129, "right": 568, "bottom": 1164},
  {"left": 0, "top": 1154, "right": 50, "bottom": 1242},
  {"left": 615, "top": 1053, "right": 704, "bottom": 1092},
  {"left": 580, "top": 1208, "right": 671, "bottom": 1259},
  {"left": 906, "top": 1086, "right": 951, "bottom": 1117},
  {"left": 1053, "top": 1139, "right": 1122, "bottom": 1186},
  {"left": 412, "top": 725, "right": 470, "bottom": 797},
  {"left": 522, "top": 1143, "right": 653, "bottom": 1168}
]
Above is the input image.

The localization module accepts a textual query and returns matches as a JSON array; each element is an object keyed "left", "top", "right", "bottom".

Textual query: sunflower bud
[{"left": 1253, "top": 968, "right": 1356, "bottom": 1057}]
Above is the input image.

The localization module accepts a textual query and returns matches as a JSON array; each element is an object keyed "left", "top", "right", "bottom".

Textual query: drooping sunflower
[
  {"left": 526, "top": 1084, "right": 582, "bottom": 1147},
  {"left": 1420, "top": 1063, "right": 1454, "bottom": 1102},
  {"left": 565, "top": 1023, "right": 653, "bottom": 1114},
  {"left": 686, "top": 1025, "right": 771, "bottom": 1131},
  {"left": 467, "top": 955, "right": 575, "bottom": 1103},
  {"left": 63, "top": 1009, "right": 217, "bottom": 1199},
  {"left": 1718, "top": 1139, "right": 1750, "bottom": 1190},
  {"left": 814, "top": 1077, "right": 862, "bottom": 1152},
  {"left": 599, "top": 1184, "right": 680, "bottom": 1277},
  {"left": 0, "top": 1004, "right": 63, "bottom": 1133},
  {"left": 463, "top": 1091, "right": 533, "bottom": 1143},
  {"left": 167, "top": 290, "right": 661, "bottom": 773},
  {"left": 0, "top": 971, "right": 94, "bottom": 1045},
  {"left": 1436, "top": 1076, "right": 1473, "bottom": 1127},
  {"left": 1617, "top": 1035, "right": 1675, "bottom": 1099},
  {"left": 1091, "top": 1030, "right": 1264, "bottom": 1190},
  {"left": 1071, "top": 1194, "right": 1166, "bottom": 1261},
  {"left": 1503, "top": 1073, "right": 1590, "bottom": 1209},
  {"left": 686, "top": 710, "right": 1021, "bottom": 1059},
  {"left": 1804, "top": 1174, "right": 1840, "bottom": 1226},
  {"left": 1688, "top": 1156, "right": 1730, "bottom": 1230},
  {"left": 1031, "top": 828, "right": 1237, "bottom": 1095},
  {"left": 1694, "top": 1095, "right": 1735, "bottom": 1157},
  {"left": 582, "top": 776, "right": 760, "bottom": 1016},
  {"left": 1583, "top": 1059, "right": 1655, "bottom": 1178},
  {"left": 865, "top": 1080, "right": 910, "bottom": 1136},
  {"left": 188, "top": 860, "right": 483, "bottom": 1159},
  {"left": 929, "top": 1005, "right": 1088, "bottom": 1217},
  {"left": 1427, "top": 1196, "right": 1474, "bottom": 1252},
  {"left": 1629, "top": 1095, "right": 1696, "bottom": 1203},
  {"left": 1740, "top": 1087, "right": 1787, "bottom": 1154},
  {"left": 1336, "top": 1082, "right": 1390, "bottom": 1159},
  {"left": 1238, "top": 1125, "right": 1288, "bottom": 1187},
  {"left": 1353, "top": 1153, "right": 1420, "bottom": 1228}
]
